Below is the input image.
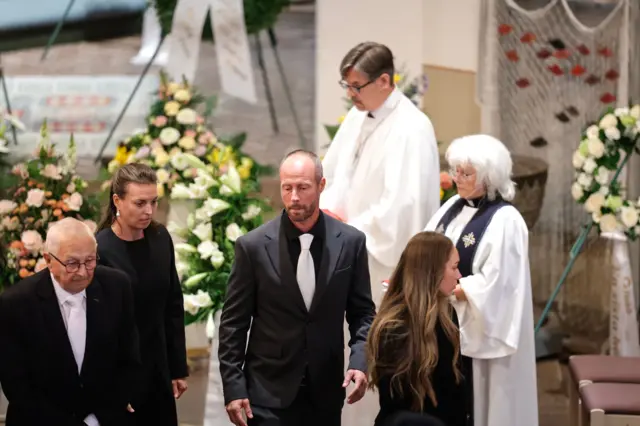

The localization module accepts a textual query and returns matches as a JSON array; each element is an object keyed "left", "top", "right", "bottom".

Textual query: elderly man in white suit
[{"left": 320, "top": 41, "right": 441, "bottom": 426}]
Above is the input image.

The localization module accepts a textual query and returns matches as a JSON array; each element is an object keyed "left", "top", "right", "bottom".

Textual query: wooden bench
[{"left": 580, "top": 383, "right": 640, "bottom": 426}]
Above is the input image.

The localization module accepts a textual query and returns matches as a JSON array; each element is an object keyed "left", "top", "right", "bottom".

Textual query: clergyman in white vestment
[
  {"left": 424, "top": 135, "right": 538, "bottom": 426},
  {"left": 320, "top": 42, "right": 440, "bottom": 426}
]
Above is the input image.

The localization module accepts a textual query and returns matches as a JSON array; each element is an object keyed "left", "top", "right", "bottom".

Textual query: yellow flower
[
  {"left": 178, "top": 136, "right": 196, "bottom": 150},
  {"left": 166, "top": 82, "right": 181, "bottom": 95},
  {"left": 125, "top": 150, "right": 138, "bottom": 164},
  {"left": 114, "top": 145, "right": 129, "bottom": 165},
  {"left": 154, "top": 148, "right": 170, "bottom": 167},
  {"left": 164, "top": 101, "right": 181, "bottom": 117},
  {"left": 394, "top": 73, "right": 401, "bottom": 84},
  {"left": 440, "top": 188, "right": 444, "bottom": 200},
  {"left": 208, "top": 146, "right": 235, "bottom": 165},
  {"left": 174, "top": 89, "right": 191, "bottom": 103},
  {"left": 240, "top": 156, "right": 253, "bottom": 169},
  {"left": 238, "top": 166, "right": 251, "bottom": 180},
  {"left": 338, "top": 115, "right": 345, "bottom": 124},
  {"left": 157, "top": 183, "right": 165, "bottom": 198}
]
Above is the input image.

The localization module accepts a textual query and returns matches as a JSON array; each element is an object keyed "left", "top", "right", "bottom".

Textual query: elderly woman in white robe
[{"left": 423, "top": 134, "right": 538, "bottom": 426}]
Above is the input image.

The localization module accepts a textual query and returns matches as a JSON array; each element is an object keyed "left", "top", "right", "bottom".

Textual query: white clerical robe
[
  {"left": 321, "top": 88, "right": 440, "bottom": 302},
  {"left": 425, "top": 195, "right": 539, "bottom": 426},
  {"left": 321, "top": 89, "right": 440, "bottom": 426}
]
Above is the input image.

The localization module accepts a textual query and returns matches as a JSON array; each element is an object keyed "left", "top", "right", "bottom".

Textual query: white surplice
[
  {"left": 425, "top": 195, "right": 539, "bottom": 426},
  {"left": 321, "top": 88, "right": 440, "bottom": 302},
  {"left": 321, "top": 89, "right": 440, "bottom": 426}
]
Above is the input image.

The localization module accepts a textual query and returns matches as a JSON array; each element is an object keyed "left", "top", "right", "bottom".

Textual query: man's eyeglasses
[
  {"left": 49, "top": 253, "right": 98, "bottom": 273},
  {"left": 339, "top": 79, "right": 374, "bottom": 94}
]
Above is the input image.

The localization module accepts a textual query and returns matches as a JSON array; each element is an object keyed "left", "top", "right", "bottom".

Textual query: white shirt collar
[
  {"left": 50, "top": 273, "right": 86, "bottom": 306},
  {"left": 368, "top": 87, "right": 403, "bottom": 120}
]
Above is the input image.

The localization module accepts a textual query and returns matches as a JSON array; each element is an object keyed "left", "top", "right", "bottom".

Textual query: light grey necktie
[
  {"left": 65, "top": 294, "right": 86, "bottom": 373},
  {"left": 297, "top": 234, "right": 315, "bottom": 310}
]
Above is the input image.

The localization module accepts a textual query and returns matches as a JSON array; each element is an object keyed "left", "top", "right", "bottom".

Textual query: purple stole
[{"left": 435, "top": 195, "right": 510, "bottom": 425}]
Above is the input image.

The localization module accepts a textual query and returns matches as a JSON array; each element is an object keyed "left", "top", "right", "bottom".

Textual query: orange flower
[
  {"left": 19, "top": 204, "right": 28, "bottom": 214},
  {"left": 37, "top": 183, "right": 45, "bottom": 189},
  {"left": 61, "top": 193, "right": 69, "bottom": 200},
  {"left": 440, "top": 171, "right": 453, "bottom": 190},
  {"left": 10, "top": 241, "right": 24, "bottom": 250},
  {"left": 53, "top": 208, "right": 63, "bottom": 217},
  {"left": 19, "top": 268, "right": 30, "bottom": 278},
  {"left": 19, "top": 259, "right": 28, "bottom": 268},
  {"left": 45, "top": 191, "right": 53, "bottom": 197},
  {"left": 47, "top": 200, "right": 57, "bottom": 207}
]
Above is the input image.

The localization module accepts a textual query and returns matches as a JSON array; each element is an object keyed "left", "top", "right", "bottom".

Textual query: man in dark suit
[
  {"left": 0, "top": 218, "right": 140, "bottom": 426},
  {"left": 219, "top": 149, "right": 376, "bottom": 426}
]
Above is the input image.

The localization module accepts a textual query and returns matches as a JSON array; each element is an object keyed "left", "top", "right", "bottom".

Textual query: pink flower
[
  {"left": 196, "top": 116, "right": 204, "bottom": 124},
  {"left": 198, "top": 133, "right": 210, "bottom": 145},
  {"left": 153, "top": 116, "right": 168, "bottom": 127},
  {"left": 184, "top": 129, "right": 197, "bottom": 138}
]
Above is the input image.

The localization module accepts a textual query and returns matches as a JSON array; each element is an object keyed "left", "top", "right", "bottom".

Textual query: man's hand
[
  {"left": 126, "top": 404, "right": 135, "bottom": 413},
  {"left": 453, "top": 284, "right": 467, "bottom": 301},
  {"left": 343, "top": 369, "right": 368, "bottom": 404},
  {"left": 226, "top": 398, "right": 253, "bottom": 426},
  {"left": 172, "top": 378, "right": 188, "bottom": 399}
]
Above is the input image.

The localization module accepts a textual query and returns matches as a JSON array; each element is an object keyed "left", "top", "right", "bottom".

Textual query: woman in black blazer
[{"left": 96, "top": 163, "right": 188, "bottom": 426}]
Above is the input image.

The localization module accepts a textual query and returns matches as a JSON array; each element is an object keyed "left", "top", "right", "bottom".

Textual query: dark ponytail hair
[{"left": 97, "top": 163, "right": 158, "bottom": 233}]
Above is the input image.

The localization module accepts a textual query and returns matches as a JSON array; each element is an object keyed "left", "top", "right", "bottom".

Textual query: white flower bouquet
[
  {"left": 0, "top": 122, "right": 100, "bottom": 289},
  {"left": 168, "top": 153, "right": 270, "bottom": 324},
  {"left": 571, "top": 105, "right": 640, "bottom": 239}
]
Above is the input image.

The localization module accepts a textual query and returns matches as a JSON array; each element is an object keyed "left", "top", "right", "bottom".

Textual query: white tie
[
  {"left": 65, "top": 295, "right": 86, "bottom": 373},
  {"left": 297, "top": 234, "right": 315, "bottom": 310}
]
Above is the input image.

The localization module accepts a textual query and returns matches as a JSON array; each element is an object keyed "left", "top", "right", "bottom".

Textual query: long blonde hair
[{"left": 366, "top": 231, "right": 461, "bottom": 411}]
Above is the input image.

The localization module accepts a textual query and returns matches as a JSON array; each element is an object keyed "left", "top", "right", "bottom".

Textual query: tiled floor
[{"left": 0, "top": 4, "right": 573, "bottom": 425}]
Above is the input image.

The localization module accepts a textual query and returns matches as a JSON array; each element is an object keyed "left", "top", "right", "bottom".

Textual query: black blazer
[
  {"left": 96, "top": 225, "right": 188, "bottom": 401},
  {"left": 0, "top": 266, "right": 140, "bottom": 426},
  {"left": 218, "top": 212, "right": 376, "bottom": 410}
]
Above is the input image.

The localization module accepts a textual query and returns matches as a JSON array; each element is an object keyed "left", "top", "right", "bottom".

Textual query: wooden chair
[
  {"left": 569, "top": 355, "right": 640, "bottom": 426},
  {"left": 580, "top": 383, "right": 640, "bottom": 426}
]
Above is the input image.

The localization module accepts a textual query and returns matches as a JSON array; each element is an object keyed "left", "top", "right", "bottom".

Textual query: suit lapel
[
  {"left": 265, "top": 218, "right": 308, "bottom": 313},
  {"left": 37, "top": 273, "right": 80, "bottom": 377},
  {"left": 81, "top": 278, "right": 104, "bottom": 378},
  {"left": 309, "top": 217, "right": 344, "bottom": 314}
]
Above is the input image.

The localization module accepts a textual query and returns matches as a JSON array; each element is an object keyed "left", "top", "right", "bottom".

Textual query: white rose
[
  {"left": 225, "top": 223, "right": 244, "bottom": 242},
  {"left": 176, "top": 108, "right": 197, "bottom": 125},
  {"left": 630, "top": 105, "right": 640, "bottom": 119},
  {"left": 592, "top": 210, "right": 602, "bottom": 223},
  {"left": 587, "top": 138, "right": 605, "bottom": 158},
  {"left": 584, "top": 192, "right": 606, "bottom": 213},
  {"left": 21, "top": 230, "right": 44, "bottom": 254},
  {"left": 595, "top": 167, "right": 610, "bottom": 185},
  {"left": 41, "top": 164, "right": 62, "bottom": 180},
  {"left": 0, "top": 200, "right": 17, "bottom": 215},
  {"left": 572, "top": 150, "right": 586, "bottom": 169},
  {"left": 582, "top": 157, "right": 597, "bottom": 174},
  {"left": 620, "top": 206, "right": 639, "bottom": 229},
  {"left": 174, "top": 89, "right": 191, "bottom": 102},
  {"left": 211, "top": 250, "right": 225, "bottom": 269},
  {"left": 1, "top": 216, "right": 18, "bottom": 231},
  {"left": 64, "top": 192, "right": 83, "bottom": 211},
  {"left": 599, "top": 214, "right": 619, "bottom": 233},
  {"left": 571, "top": 183, "right": 584, "bottom": 201},
  {"left": 599, "top": 113, "right": 618, "bottom": 129},
  {"left": 577, "top": 173, "right": 592, "bottom": 188},
  {"left": 192, "top": 222, "right": 213, "bottom": 242},
  {"left": 26, "top": 188, "right": 46, "bottom": 208},
  {"left": 585, "top": 125, "right": 600, "bottom": 140},
  {"left": 599, "top": 185, "right": 610, "bottom": 196},
  {"left": 614, "top": 107, "right": 629, "bottom": 117},
  {"left": 604, "top": 127, "right": 621, "bottom": 141},
  {"left": 197, "top": 240, "right": 219, "bottom": 260},
  {"left": 159, "top": 127, "right": 180, "bottom": 145},
  {"left": 170, "top": 153, "right": 189, "bottom": 171},
  {"left": 66, "top": 183, "right": 76, "bottom": 193}
]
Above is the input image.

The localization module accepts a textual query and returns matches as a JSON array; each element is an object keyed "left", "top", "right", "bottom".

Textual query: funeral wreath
[
  {"left": 571, "top": 105, "right": 640, "bottom": 240},
  {"left": 0, "top": 122, "right": 100, "bottom": 290}
]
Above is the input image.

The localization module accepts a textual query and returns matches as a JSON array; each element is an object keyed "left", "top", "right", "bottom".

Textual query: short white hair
[
  {"left": 445, "top": 134, "right": 516, "bottom": 201},
  {"left": 44, "top": 218, "right": 97, "bottom": 255}
]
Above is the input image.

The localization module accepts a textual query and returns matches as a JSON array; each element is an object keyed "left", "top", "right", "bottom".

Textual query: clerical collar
[
  {"left": 464, "top": 194, "right": 501, "bottom": 208},
  {"left": 281, "top": 209, "right": 325, "bottom": 241},
  {"left": 366, "top": 88, "right": 402, "bottom": 121}
]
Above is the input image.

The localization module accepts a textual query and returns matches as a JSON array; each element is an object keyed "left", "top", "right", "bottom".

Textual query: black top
[
  {"left": 96, "top": 225, "right": 188, "bottom": 409},
  {"left": 375, "top": 316, "right": 472, "bottom": 426},
  {"left": 280, "top": 210, "right": 325, "bottom": 277}
]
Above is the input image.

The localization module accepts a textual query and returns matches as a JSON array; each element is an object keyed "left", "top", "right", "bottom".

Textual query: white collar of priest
[
  {"left": 465, "top": 195, "right": 488, "bottom": 208},
  {"left": 367, "top": 87, "right": 402, "bottom": 121}
]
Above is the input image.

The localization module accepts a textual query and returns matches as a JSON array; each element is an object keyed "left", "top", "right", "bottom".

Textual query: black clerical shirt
[{"left": 281, "top": 210, "right": 324, "bottom": 279}]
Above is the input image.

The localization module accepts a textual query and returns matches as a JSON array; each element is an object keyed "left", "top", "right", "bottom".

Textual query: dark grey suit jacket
[{"left": 218, "top": 211, "right": 376, "bottom": 410}]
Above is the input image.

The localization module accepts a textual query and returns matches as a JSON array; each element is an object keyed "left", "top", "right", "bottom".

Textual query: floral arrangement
[
  {"left": 324, "top": 67, "right": 428, "bottom": 142},
  {"left": 167, "top": 153, "right": 270, "bottom": 324},
  {"left": 0, "top": 122, "right": 101, "bottom": 290},
  {"left": 440, "top": 171, "right": 457, "bottom": 204},
  {"left": 0, "top": 111, "right": 25, "bottom": 193},
  {"left": 106, "top": 72, "right": 220, "bottom": 197},
  {"left": 571, "top": 105, "right": 640, "bottom": 240}
]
